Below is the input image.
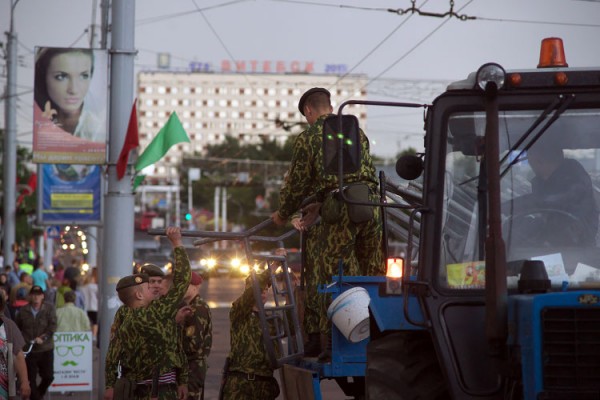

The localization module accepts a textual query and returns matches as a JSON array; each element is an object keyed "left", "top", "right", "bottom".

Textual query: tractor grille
[{"left": 541, "top": 307, "right": 600, "bottom": 391}]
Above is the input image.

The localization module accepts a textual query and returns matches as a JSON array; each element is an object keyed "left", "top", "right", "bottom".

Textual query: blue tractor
[
  {"left": 162, "top": 37, "right": 600, "bottom": 399},
  {"left": 284, "top": 37, "right": 600, "bottom": 399}
]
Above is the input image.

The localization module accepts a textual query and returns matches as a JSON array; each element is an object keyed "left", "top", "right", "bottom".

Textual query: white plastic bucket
[{"left": 327, "top": 287, "right": 371, "bottom": 343}]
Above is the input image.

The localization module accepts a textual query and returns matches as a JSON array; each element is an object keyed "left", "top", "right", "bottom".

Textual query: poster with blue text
[{"left": 39, "top": 164, "right": 102, "bottom": 225}]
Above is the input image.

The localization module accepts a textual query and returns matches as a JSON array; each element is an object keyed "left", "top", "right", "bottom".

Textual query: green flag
[
  {"left": 132, "top": 174, "right": 146, "bottom": 192},
  {"left": 135, "top": 112, "right": 190, "bottom": 172}
]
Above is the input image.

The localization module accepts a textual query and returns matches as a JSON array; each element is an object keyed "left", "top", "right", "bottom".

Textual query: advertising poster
[
  {"left": 32, "top": 47, "right": 108, "bottom": 164},
  {"left": 39, "top": 164, "right": 102, "bottom": 225},
  {"left": 50, "top": 331, "right": 93, "bottom": 392}
]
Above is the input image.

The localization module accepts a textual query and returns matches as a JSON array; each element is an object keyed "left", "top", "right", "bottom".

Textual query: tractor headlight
[{"left": 476, "top": 63, "right": 506, "bottom": 91}]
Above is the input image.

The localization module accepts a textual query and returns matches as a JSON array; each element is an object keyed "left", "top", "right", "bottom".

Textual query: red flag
[
  {"left": 17, "top": 173, "right": 37, "bottom": 206},
  {"left": 116, "top": 100, "right": 140, "bottom": 180}
]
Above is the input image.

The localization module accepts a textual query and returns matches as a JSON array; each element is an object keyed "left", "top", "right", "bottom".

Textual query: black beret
[
  {"left": 116, "top": 273, "right": 149, "bottom": 292},
  {"left": 245, "top": 271, "right": 272, "bottom": 290},
  {"left": 140, "top": 263, "right": 165, "bottom": 277},
  {"left": 298, "top": 87, "right": 331, "bottom": 116}
]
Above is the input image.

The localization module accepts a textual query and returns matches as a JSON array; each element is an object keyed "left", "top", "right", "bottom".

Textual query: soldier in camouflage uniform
[
  {"left": 272, "top": 87, "right": 385, "bottom": 358},
  {"left": 291, "top": 206, "right": 322, "bottom": 356},
  {"left": 222, "top": 272, "right": 280, "bottom": 400},
  {"left": 104, "top": 227, "right": 190, "bottom": 400},
  {"left": 180, "top": 271, "right": 212, "bottom": 400}
]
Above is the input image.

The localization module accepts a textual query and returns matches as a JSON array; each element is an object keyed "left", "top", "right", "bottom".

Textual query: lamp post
[{"left": 2, "top": 0, "right": 20, "bottom": 266}]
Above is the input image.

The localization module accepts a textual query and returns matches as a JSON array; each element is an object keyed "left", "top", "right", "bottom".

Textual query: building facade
[{"left": 136, "top": 71, "right": 368, "bottom": 180}]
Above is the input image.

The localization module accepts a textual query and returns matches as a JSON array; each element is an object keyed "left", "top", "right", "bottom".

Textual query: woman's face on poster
[{"left": 45, "top": 52, "right": 93, "bottom": 115}]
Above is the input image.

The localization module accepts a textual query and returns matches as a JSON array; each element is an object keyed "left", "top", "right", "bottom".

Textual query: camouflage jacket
[
  {"left": 277, "top": 114, "right": 378, "bottom": 220},
  {"left": 104, "top": 305, "right": 129, "bottom": 388},
  {"left": 227, "top": 284, "right": 273, "bottom": 376},
  {"left": 113, "top": 246, "right": 191, "bottom": 384},
  {"left": 182, "top": 296, "right": 212, "bottom": 370}
]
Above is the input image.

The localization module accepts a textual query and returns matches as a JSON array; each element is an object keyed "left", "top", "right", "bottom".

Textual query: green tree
[{"left": 186, "top": 135, "right": 299, "bottom": 249}]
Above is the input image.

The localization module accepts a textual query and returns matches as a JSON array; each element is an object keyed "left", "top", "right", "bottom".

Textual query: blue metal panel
[
  {"left": 321, "top": 275, "right": 424, "bottom": 332},
  {"left": 507, "top": 290, "right": 600, "bottom": 398}
]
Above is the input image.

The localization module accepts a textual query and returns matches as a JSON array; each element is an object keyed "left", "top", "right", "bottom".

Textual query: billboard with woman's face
[{"left": 33, "top": 47, "right": 108, "bottom": 165}]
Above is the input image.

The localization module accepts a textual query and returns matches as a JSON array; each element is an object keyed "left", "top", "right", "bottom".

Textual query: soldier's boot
[
  {"left": 317, "top": 334, "right": 332, "bottom": 362},
  {"left": 304, "top": 333, "right": 321, "bottom": 357}
]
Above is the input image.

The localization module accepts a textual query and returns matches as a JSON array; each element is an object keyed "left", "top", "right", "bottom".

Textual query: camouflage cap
[
  {"left": 140, "top": 263, "right": 165, "bottom": 277},
  {"left": 298, "top": 87, "right": 330, "bottom": 116},
  {"left": 116, "top": 273, "right": 149, "bottom": 292}
]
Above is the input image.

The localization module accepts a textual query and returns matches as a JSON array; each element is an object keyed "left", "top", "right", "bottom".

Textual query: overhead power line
[{"left": 136, "top": 0, "right": 250, "bottom": 26}]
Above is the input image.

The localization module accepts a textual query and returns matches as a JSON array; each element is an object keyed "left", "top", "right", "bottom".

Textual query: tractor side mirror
[
  {"left": 322, "top": 114, "right": 361, "bottom": 175},
  {"left": 396, "top": 155, "right": 423, "bottom": 180}
]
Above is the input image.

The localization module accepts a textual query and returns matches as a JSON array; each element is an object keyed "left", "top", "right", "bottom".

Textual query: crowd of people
[{"left": 0, "top": 249, "right": 99, "bottom": 399}]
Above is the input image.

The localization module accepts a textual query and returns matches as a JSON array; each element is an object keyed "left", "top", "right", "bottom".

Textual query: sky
[{"left": 2, "top": 0, "right": 600, "bottom": 158}]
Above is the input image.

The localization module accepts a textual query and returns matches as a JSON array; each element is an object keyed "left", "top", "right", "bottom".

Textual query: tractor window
[{"left": 440, "top": 108, "right": 600, "bottom": 290}]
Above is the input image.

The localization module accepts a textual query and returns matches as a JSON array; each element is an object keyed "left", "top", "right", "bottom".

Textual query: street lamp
[{"left": 2, "top": 0, "right": 21, "bottom": 265}]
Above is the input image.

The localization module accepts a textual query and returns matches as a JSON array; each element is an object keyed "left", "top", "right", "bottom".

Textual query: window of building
[
  {"left": 207, "top": 99, "right": 215, "bottom": 107},
  {"left": 219, "top": 111, "right": 227, "bottom": 118},
  {"left": 231, "top": 99, "right": 239, "bottom": 107},
  {"left": 158, "top": 86, "right": 166, "bottom": 94},
  {"left": 158, "top": 99, "right": 166, "bottom": 106}
]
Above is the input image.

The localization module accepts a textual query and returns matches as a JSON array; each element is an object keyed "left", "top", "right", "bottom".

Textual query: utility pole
[
  {"left": 99, "top": 0, "right": 136, "bottom": 391},
  {"left": 2, "top": 0, "right": 19, "bottom": 266}
]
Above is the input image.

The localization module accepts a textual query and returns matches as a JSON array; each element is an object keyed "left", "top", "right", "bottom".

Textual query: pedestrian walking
[
  {"left": 15, "top": 285, "right": 57, "bottom": 400},
  {"left": 56, "top": 291, "right": 91, "bottom": 332}
]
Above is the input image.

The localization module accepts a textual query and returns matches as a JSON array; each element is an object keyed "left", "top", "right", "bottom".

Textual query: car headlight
[
  {"left": 239, "top": 265, "right": 250, "bottom": 275},
  {"left": 206, "top": 258, "right": 216, "bottom": 269},
  {"left": 476, "top": 63, "right": 505, "bottom": 91},
  {"left": 230, "top": 257, "right": 241, "bottom": 269}
]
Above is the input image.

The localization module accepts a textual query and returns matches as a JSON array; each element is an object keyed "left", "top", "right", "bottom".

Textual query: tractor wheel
[{"left": 366, "top": 331, "right": 449, "bottom": 400}]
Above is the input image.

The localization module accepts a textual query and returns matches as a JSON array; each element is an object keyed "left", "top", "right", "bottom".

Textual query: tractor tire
[{"left": 366, "top": 331, "right": 450, "bottom": 400}]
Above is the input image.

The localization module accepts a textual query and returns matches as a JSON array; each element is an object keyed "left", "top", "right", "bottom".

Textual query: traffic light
[{"left": 185, "top": 213, "right": 192, "bottom": 221}]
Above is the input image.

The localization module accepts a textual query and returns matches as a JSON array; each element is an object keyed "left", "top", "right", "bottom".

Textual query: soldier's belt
[
  {"left": 227, "top": 371, "right": 273, "bottom": 382},
  {"left": 134, "top": 382, "right": 177, "bottom": 395}
]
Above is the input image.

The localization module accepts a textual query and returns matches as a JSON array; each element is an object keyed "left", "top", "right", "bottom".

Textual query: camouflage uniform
[
  {"left": 302, "top": 222, "right": 321, "bottom": 335},
  {"left": 277, "top": 114, "right": 385, "bottom": 334},
  {"left": 222, "top": 274, "right": 279, "bottom": 400},
  {"left": 105, "top": 305, "right": 129, "bottom": 389},
  {"left": 182, "top": 295, "right": 212, "bottom": 400},
  {"left": 108, "top": 247, "right": 191, "bottom": 400}
]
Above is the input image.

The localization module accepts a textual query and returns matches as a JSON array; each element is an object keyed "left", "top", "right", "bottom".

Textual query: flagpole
[{"left": 99, "top": 0, "right": 136, "bottom": 390}]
